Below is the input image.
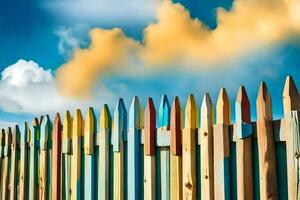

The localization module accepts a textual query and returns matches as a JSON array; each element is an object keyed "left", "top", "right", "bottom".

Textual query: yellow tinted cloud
[
  {"left": 56, "top": 0, "right": 300, "bottom": 97},
  {"left": 56, "top": 28, "right": 138, "bottom": 97}
]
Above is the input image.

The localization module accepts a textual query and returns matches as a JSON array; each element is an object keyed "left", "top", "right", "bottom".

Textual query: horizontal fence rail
[{"left": 0, "top": 76, "right": 300, "bottom": 200}]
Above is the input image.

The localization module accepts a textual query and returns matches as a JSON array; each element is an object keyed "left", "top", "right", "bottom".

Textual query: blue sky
[{"left": 0, "top": 0, "right": 299, "bottom": 128}]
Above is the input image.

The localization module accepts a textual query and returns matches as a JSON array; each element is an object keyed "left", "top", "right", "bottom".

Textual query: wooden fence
[{"left": 0, "top": 76, "right": 299, "bottom": 200}]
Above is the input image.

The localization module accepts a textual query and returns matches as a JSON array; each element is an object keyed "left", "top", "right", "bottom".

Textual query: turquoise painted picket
[{"left": 0, "top": 76, "right": 299, "bottom": 200}]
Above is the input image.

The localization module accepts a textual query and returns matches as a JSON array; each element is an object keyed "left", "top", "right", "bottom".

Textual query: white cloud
[
  {"left": 0, "top": 59, "right": 108, "bottom": 114},
  {"left": 54, "top": 25, "right": 90, "bottom": 58},
  {"left": 0, "top": 119, "right": 17, "bottom": 130},
  {"left": 42, "top": 0, "right": 159, "bottom": 25}
]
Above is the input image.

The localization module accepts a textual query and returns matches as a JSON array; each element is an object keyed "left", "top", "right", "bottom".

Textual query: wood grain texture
[
  {"left": 112, "top": 98, "right": 127, "bottom": 200},
  {"left": 62, "top": 111, "right": 72, "bottom": 200},
  {"left": 52, "top": 114, "right": 62, "bottom": 200},
  {"left": 214, "top": 88, "right": 231, "bottom": 200},
  {"left": 182, "top": 94, "right": 197, "bottom": 200},
  {"left": 98, "top": 104, "right": 111, "bottom": 200},
  {"left": 256, "top": 82, "right": 278, "bottom": 199},
  {"left": 39, "top": 115, "right": 52, "bottom": 200},
  {"left": 84, "top": 107, "right": 96, "bottom": 200},
  {"left": 1, "top": 128, "right": 12, "bottom": 200},
  {"left": 9, "top": 125, "right": 20, "bottom": 200},
  {"left": 19, "top": 123, "right": 30, "bottom": 200},
  {"left": 283, "top": 76, "right": 300, "bottom": 200},
  {"left": 170, "top": 96, "right": 182, "bottom": 200},
  {"left": 144, "top": 97, "right": 156, "bottom": 200},
  {"left": 235, "top": 86, "right": 253, "bottom": 200},
  {"left": 128, "top": 96, "right": 142, "bottom": 200},
  {"left": 200, "top": 93, "right": 214, "bottom": 200},
  {"left": 29, "top": 118, "right": 40, "bottom": 200},
  {"left": 70, "top": 109, "right": 84, "bottom": 200}
]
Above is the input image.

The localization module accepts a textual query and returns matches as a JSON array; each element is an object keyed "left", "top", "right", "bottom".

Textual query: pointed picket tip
[
  {"left": 85, "top": 107, "right": 96, "bottom": 135},
  {"left": 24, "top": 122, "right": 31, "bottom": 143},
  {"left": 201, "top": 93, "right": 213, "bottom": 125},
  {"left": 12, "top": 125, "right": 20, "bottom": 140},
  {"left": 54, "top": 113, "right": 62, "bottom": 129},
  {"left": 113, "top": 98, "right": 127, "bottom": 151},
  {"left": 236, "top": 86, "right": 251, "bottom": 123},
  {"left": 171, "top": 96, "right": 182, "bottom": 155},
  {"left": 257, "top": 81, "right": 273, "bottom": 120},
  {"left": 216, "top": 88, "right": 231, "bottom": 124},
  {"left": 32, "top": 117, "right": 39, "bottom": 127},
  {"left": 159, "top": 95, "right": 171, "bottom": 128},
  {"left": 145, "top": 97, "right": 156, "bottom": 155},
  {"left": 63, "top": 111, "right": 72, "bottom": 139},
  {"left": 5, "top": 127, "right": 12, "bottom": 146},
  {"left": 283, "top": 75, "right": 300, "bottom": 115},
  {"left": 100, "top": 104, "right": 112, "bottom": 129},
  {"left": 73, "top": 109, "right": 84, "bottom": 137},
  {"left": 185, "top": 94, "right": 198, "bottom": 129},
  {"left": 129, "top": 96, "right": 143, "bottom": 129}
]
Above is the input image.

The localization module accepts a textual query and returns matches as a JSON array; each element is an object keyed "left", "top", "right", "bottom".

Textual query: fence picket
[
  {"left": 112, "top": 98, "right": 127, "bottom": 200},
  {"left": 62, "top": 111, "right": 72, "bottom": 200},
  {"left": 70, "top": 109, "right": 84, "bottom": 200},
  {"left": 200, "top": 93, "right": 214, "bottom": 200},
  {"left": 283, "top": 76, "right": 300, "bottom": 200},
  {"left": 235, "top": 86, "right": 253, "bottom": 200},
  {"left": 256, "top": 82, "right": 278, "bottom": 199},
  {"left": 84, "top": 107, "right": 97, "bottom": 200},
  {"left": 29, "top": 118, "right": 40, "bottom": 200},
  {"left": 9, "top": 125, "right": 20, "bottom": 200},
  {"left": 98, "top": 105, "right": 112, "bottom": 200},
  {"left": 214, "top": 88, "right": 231, "bottom": 200},
  {"left": 1, "top": 128, "right": 12, "bottom": 199},
  {"left": 39, "top": 115, "right": 52, "bottom": 200},
  {"left": 170, "top": 96, "right": 182, "bottom": 200},
  {"left": 52, "top": 113, "right": 62, "bottom": 200},
  {"left": 19, "top": 123, "right": 30, "bottom": 200},
  {"left": 182, "top": 94, "right": 197, "bottom": 200},
  {"left": 0, "top": 129, "right": 5, "bottom": 198},
  {"left": 144, "top": 97, "right": 156, "bottom": 200},
  {"left": 128, "top": 96, "right": 143, "bottom": 199}
]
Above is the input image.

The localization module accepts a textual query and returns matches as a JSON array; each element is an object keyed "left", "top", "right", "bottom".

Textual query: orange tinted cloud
[
  {"left": 56, "top": 28, "right": 138, "bottom": 97},
  {"left": 56, "top": 0, "right": 300, "bottom": 97}
]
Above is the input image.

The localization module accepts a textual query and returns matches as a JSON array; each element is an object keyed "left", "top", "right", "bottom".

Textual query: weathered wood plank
[
  {"left": 170, "top": 96, "right": 182, "bottom": 200},
  {"left": 70, "top": 109, "right": 84, "bottom": 200},
  {"left": 214, "top": 88, "right": 231, "bottom": 200},
  {"left": 9, "top": 125, "right": 20, "bottom": 200},
  {"left": 1, "top": 127, "right": 12, "bottom": 200},
  {"left": 39, "top": 115, "right": 52, "bottom": 200},
  {"left": 29, "top": 118, "right": 40, "bottom": 200},
  {"left": 235, "top": 86, "right": 253, "bottom": 200},
  {"left": 128, "top": 96, "right": 142, "bottom": 199},
  {"left": 98, "top": 104, "right": 111, "bottom": 200},
  {"left": 283, "top": 76, "right": 300, "bottom": 200},
  {"left": 62, "top": 111, "right": 72, "bottom": 200},
  {"left": 84, "top": 107, "right": 96, "bottom": 200},
  {"left": 182, "top": 94, "right": 197, "bottom": 200},
  {"left": 144, "top": 98, "right": 156, "bottom": 200},
  {"left": 112, "top": 98, "right": 127, "bottom": 200},
  {"left": 19, "top": 123, "right": 30, "bottom": 200},
  {"left": 256, "top": 82, "right": 278, "bottom": 199},
  {"left": 52, "top": 113, "right": 62, "bottom": 200},
  {"left": 200, "top": 93, "right": 214, "bottom": 200}
]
